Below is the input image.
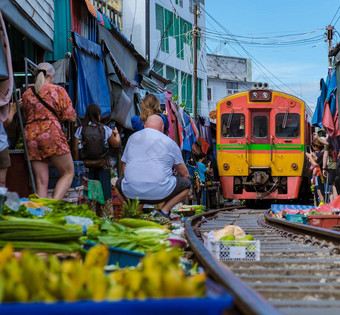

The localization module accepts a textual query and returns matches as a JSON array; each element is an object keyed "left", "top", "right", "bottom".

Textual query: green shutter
[
  {"left": 187, "top": 75, "right": 193, "bottom": 113},
  {"left": 157, "top": 6, "right": 196, "bottom": 60},
  {"left": 197, "top": 78, "right": 202, "bottom": 113},
  {"left": 181, "top": 73, "right": 192, "bottom": 113},
  {"left": 166, "top": 66, "right": 178, "bottom": 97},
  {"left": 153, "top": 61, "right": 163, "bottom": 76},
  {"left": 156, "top": 4, "right": 163, "bottom": 31}
]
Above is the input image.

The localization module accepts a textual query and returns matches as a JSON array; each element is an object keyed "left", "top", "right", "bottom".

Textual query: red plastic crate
[{"left": 307, "top": 215, "right": 340, "bottom": 229}]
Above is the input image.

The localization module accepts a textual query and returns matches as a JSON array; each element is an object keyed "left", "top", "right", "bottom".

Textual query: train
[{"left": 216, "top": 83, "right": 313, "bottom": 202}]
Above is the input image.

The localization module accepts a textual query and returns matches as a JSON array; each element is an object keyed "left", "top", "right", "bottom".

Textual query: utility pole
[
  {"left": 326, "top": 25, "right": 334, "bottom": 67},
  {"left": 193, "top": 3, "right": 198, "bottom": 120}
]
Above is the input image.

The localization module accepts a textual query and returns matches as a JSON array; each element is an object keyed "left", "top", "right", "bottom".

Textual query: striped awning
[{"left": 84, "top": 0, "right": 111, "bottom": 30}]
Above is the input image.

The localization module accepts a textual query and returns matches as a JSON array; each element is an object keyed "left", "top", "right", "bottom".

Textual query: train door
[
  {"left": 249, "top": 110, "right": 271, "bottom": 167},
  {"left": 251, "top": 111, "right": 270, "bottom": 144}
]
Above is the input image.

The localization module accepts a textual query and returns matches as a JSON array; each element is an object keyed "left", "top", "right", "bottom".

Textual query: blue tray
[
  {"left": 83, "top": 241, "right": 145, "bottom": 267},
  {"left": 0, "top": 294, "right": 233, "bottom": 315},
  {"left": 285, "top": 213, "right": 307, "bottom": 224},
  {"left": 48, "top": 162, "right": 85, "bottom": 189}
]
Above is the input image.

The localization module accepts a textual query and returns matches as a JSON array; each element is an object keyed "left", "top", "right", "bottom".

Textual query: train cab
[{"left": 216, "top": 87, "right": 312, "bottom": 201}]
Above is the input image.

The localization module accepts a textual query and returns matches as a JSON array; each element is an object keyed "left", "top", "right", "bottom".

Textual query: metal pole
[
  {"left": 326, "top": 25, "right": 334, "bottom": 67},
  {"left": 193, "top": 4, "right": 198, "bottom": 120},
  {"left": 12, "top": 81, "right": 36, "bottom": 194}
]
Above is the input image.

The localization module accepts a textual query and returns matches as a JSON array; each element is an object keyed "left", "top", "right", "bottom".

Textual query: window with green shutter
[
  {"left": 181, "top": 73, "right": 193, "bottom": 113},
  {"left": 153, "top": 61, "right": 164, "bottom": 76},
  {"left": 197, "top": 78, "right": 202, "bottom": 113},
  {"left": 155, "top": 4, "right": 198, "bottom": 59},
  {"left": 155, "top": 4, "right": 163, "bottom": 31},
  {"left": 166, "top": 66, "right": 178, "bottom": 97}
]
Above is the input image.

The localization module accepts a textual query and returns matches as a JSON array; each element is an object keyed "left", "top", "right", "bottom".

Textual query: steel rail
[
  {"left": 264, "top": 210, "right": 340, "bottom": 245},
  {"left": 185, "top": 208, "right": 281, "bottom": 315}
]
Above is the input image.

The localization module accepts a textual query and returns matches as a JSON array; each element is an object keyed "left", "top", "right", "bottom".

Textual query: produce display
[
  {"left": 29, "top": 197, "right": 102, "bottom": 224},
  {"left": 84, "top": 220, "right": 171, "bottom": 253},
  {"left": 0, "top": 244, "right": 206, "bottom": 303},
  {"left": 0, "top": 217, "right": 82, "bottom": 253},
  {"left": 2, "top": 205, "right": 34, "bottom": 218},
  {"left": 175, "top": 205, "right": 206, "bottom": 216}
]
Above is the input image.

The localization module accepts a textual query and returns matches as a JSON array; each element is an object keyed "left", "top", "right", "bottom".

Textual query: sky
[{"left": 204, "top": 0, "right": 340, "bottom": 110}]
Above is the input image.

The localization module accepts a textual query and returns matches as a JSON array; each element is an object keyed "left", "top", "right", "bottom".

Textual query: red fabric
[
  {"left": 322, "top": 98, "right": 340, "bottom": 138},
  {"left": 330, "top": 195, "right": 340, "bottom": 209},
  {"left": 200, "top": 137, "right": 209, "bottom": 154},
  {"left": 322, "top": 101, "right": 334, "bottom": 135},
  {"left": 71, "top": 0, "right": 82, "bottom": 34}
]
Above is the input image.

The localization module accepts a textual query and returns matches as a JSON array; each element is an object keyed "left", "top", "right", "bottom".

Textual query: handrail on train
[
  {"left": 270, "top": 135, "right": 274, "bottom": 162},
  {"left": 245, "top": 135, "right": 248, "bottom": 162}
]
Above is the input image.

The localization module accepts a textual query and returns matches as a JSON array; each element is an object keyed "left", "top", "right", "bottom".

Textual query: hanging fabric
[
  {"left": 312, "top": 78, "right": 327, "bottom": 127},
  {"left": 0, "top": 11, "right": 13, "bottom": 123},
  {"left": 70, "top": 32, "right": 111, "bottom": 118}
]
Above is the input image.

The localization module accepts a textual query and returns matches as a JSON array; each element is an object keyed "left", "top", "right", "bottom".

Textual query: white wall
[
  {"left": 207, "top": 54, "right": 253, "bottom": 112},
  {"left": 122, "top": 0, "right": 146, "bottom": 58},
  {"left": 14, "top": 0, "right": 54, "bottom": 40}
]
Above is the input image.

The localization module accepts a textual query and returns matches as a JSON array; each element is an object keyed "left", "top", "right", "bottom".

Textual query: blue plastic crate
[
  {"left": 48, "top": 174, "right": 83, "bottom": 189},
  {"left": 83, "top": 241, "right": 145, "bottom": 267},
  {"left": 49, "top": 162, "right": 84, "bottom": 177},
  {"left": 285, "top": 213, "right": 307, "bottom": 224},
  {"left": 0, "top": 280, "right": 233, "bottom": 315},
  {"left": 0, "top": 295, "right": 233, "bottom": 315}
]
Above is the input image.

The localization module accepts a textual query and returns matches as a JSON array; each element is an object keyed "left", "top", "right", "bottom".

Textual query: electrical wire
[
  {"left": 330, "top": 5, "right": 340, "bottom": 25},
  {"left": 200, "top": 4, "right": 316, "bottom": 105}
]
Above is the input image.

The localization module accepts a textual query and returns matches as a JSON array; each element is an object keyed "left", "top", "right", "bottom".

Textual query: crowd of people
[
  {"left": 306, "top": 129, "right": 340, "bottom": 205},
  {"left": 1, "top": 62, "right": 214, "bottom": 218}
]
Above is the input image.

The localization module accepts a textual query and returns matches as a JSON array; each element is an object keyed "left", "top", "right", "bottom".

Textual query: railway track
[{"left": 185, "top": 207, "right": 340, "bottom": 315}]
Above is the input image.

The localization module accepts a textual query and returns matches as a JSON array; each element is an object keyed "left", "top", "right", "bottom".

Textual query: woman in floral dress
[{"left": 22, "top": 62, "right": 76, "bottom": 199}]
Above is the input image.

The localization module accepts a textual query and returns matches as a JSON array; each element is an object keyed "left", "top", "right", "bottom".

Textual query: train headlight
[
  {"left": 291, "top": 163, "right": 298, "bottom": 170},
  {"left": 262, "top": 92, "right": 269, "bottom": 99},
  {"left": 223, "top": 163, "right": 230, "bottom": 170},
  {"left": 252, "top": 92, "right": 258, "bottom": 99}
]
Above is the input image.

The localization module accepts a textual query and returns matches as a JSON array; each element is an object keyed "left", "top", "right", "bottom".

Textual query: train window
[
  {"left": 221, "top": 113, "right": 245, "bottom": 138},
  {"left": 253, "top": 116, "right": 268, "bottom": 138},
  {"left": 275, "top": 113, "right": 300, "bottom": 138}
]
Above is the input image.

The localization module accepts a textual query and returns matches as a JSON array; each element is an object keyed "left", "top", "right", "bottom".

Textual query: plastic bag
[{"left": 86, "top": 179, "right": 105, "bottom": 205}]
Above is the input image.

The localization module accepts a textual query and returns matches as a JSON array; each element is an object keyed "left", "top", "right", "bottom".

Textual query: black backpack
[{"left": 81, "top": 125, "right": 109, "bottom": 160}]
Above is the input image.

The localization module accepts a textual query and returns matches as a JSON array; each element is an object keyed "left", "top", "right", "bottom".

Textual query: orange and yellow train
[{"left": 216, "top": 85, "right": 313, "bottom": 201}]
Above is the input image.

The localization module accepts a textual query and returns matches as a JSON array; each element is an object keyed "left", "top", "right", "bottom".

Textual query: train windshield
[
  {"left": 275, "top": 113, "right": 300, "bottom": 138},
  {"left": 253, "top": 116, "right": 268, "bottom": 138},
  {"left": 221, "top": 113, "right": 245, "bottom": 138}
]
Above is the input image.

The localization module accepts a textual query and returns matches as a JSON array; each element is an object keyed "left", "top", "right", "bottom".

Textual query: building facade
[
  {"left": 207, "top": 54, "right": 253, "bottom": 113},
  {"left": 123, "top": 0, "right": 208, "bottom": 116}
]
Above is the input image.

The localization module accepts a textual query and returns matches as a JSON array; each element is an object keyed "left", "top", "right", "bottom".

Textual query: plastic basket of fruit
[
  {"left": 203, "top": 226, "right": 260, "bottom": 261},
  {"left": 207, "top": 239, "right": 260, "bottom": 261}
]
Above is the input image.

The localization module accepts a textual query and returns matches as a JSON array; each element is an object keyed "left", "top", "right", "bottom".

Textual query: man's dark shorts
[{"left": 115, "top": 176, "right": 191, "bottom": 204}]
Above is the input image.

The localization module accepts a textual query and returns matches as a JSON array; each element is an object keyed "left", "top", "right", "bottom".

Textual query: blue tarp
[
  {"left": 71, "top": 32, "right": 111, "bottom": 117},
  {"left": 271, "top": 204, "right": 314, "bottom": 214},
  {"left": 312, "top": 78, "right": 327, "bottom": 127}
]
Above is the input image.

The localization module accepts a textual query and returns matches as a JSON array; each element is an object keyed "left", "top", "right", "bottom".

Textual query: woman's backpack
[{"left": 80, "top": 125, "right": 109, "bottom": 160}]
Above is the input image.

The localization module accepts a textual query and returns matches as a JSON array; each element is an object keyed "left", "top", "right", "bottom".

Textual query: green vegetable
[
  {"left": 0, "top": 241, "right": 81, "bottom": 253},
  {"left": 118, "top": 218, "right": 165, "bottom": 229}
]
